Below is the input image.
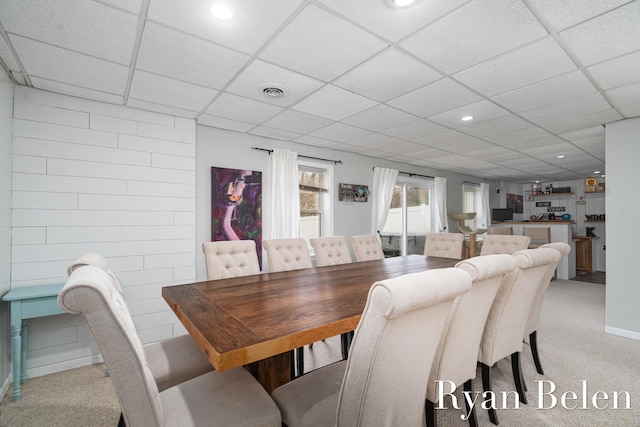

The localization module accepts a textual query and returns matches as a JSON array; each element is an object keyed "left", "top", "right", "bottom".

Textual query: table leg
[
  {"left": 469, "top": 234, "right": 477, "bottom": 258},
  {"left": 10, "top": 320, "right": 22, "bottom": 401},
  {"left": 245, "top": 351, "right": 292, "bottom": 393},
  {"left": 20, "top": 319, "right": 28, "bottom": 384}
]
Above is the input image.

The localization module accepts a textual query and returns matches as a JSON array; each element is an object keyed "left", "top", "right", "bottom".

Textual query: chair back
[
  {"left": 489, "top": 226, "right": 513, "bottom": 235},
  {"left": 263, "top": 238, "right": 313, "bottom": 272},
  {"left": 478, "top": 248, "right": 560, "bottom": 365},
  {"left": 480, "top": 235, "right": 531, "bottom": 255},
  {"left": 338, "top": 268, "right": 471, "bottom": 426},
  {"left": 349, "top": 234, "right": 385, "bottom": 262},
  {"left": 310, "top": 236, "right": 352, "bottom": 266},
  {"left": 524, "top": 242, "right": 571, "bottom": 336},
  {"left": 426, "top": 254, "right": 517, "bottom": 402},
  {"left": 67, "top": 253, "right": 123, "bottom": 295},
  {"left": 202, "top": 240, "right": 261, "bottom": 280},
  {"left": 59, "top": 266, "right": 163, "bottom": 427},
  {"left": 523, "top": 227, "right": 550, "bottom": 248},
  {"left": 424, "top": 232, "right": 464, "bottom": 259}
]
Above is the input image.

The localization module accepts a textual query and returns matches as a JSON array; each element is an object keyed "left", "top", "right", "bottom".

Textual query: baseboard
[
  {"left": 27, "top": 354, "right": 104, "bottom": 379},
  {"left": 0, "top": 373, "right": 12, "bottom": 401},
  {"left": 604, "top": 326, "right": 640, "bottom": 341}
]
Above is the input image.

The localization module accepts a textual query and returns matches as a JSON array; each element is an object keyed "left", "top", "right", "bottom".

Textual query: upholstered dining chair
[
  {"left": 59, "top": 265, "right": 281, "bottom": 427},
  {"left": 489, "top": 226, "right": 513, "bottom": 235},
  {"left": 523, "top": 227, "right": 551, "bottom": 249},
  {"left": 263, "top": 237, "right": 313, "bottom": 377},
  {"left": 263, "top": 238, "right": 313, "bottom": 272},
  {"left": 479, "top": 235, "right": 531, "bottom": 256},
  {"left": 67, "top": 253, "right": 213, "bottom": 392},
  {"left": 271, "top": 268, "right": 471, "bottom": 427},
  {"left": 425, "top": 254, "right": 517, "bottom": 427},
  {"left": 423, "top": 232, "right": 465, "bottom": 259},
  {"left": 202, "top": 240, "right": 261, "bottom": 280},
  {"left": 478, "top": 248, "right": 560, "bottom": 425},
  {"left": 524, "top": 242, "right": 571, "bottom": 375},
  {"left": 349, "top": 234, "right": 385, "bottom": 262},
  {"left": 310, "top": 236, "right": 353, "bottom": 266},
  {"left": 309, "top": 236, "right": 353, "bottom": 360}
]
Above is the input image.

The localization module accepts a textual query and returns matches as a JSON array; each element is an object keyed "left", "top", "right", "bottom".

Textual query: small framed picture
[{"left": 525, "top": 190, "right": 533, "bottom": 202}]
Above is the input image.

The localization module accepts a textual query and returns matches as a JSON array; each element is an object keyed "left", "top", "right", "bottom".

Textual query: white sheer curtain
[
  {"left": 476, "top": 183, "right": 492, "bottom": 229},
  {"left": 269, "top": 149, "right": 300, "bottom": 239},
  {"left": 370, "top": 167, "right": 399, "bottom": 235},
  {"left": 432, "top": 177, "right": 448, "bottom": 232}
]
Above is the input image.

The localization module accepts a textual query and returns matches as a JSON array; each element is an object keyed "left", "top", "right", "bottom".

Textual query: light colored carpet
[{"left": 2, "top": 279, "right": 639, "bottom": 426}]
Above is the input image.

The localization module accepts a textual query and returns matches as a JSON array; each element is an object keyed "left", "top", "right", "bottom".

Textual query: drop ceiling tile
[
  {"left": 136, "top": 23, "right": 249, "bottom": 89},
  {"left": 588, "top": 51, "right": 640, "bottom": 90},
  {"left": 376, "top": 141, "right": 431, "bottom": 156},
  {"left": 333, "top": 47, "right": 443, "bottom": 102},
  {"left": 0, "top": 36, "right": 20, "bottom": 72},
  {"left": 294, "top": 135, "right": 340, "bottom": 148},
  {"left": 560, "top": 3, "right": 640, "bottom": 66},
  {"left": 620, "top": 102, "right": 640, "bottom": 117},
  {"left": 413, "top": 130, "right": 492, "bottom": 151},
  {"left": 318, "top": 0, "right": 470, "bottom": 42},
  {"left": 527, "top": 0, "right": 630, "bottom": 31},
  {"left": 260, "top": 4, "right": 387, "bottom": 81},
  {"left": 261, "top": 110, "right": 333, "bottom": 134},
  {"left": 249, "top": 126, "right": 301, "bottom": 141},
  {"left": 483, "top": 126, "right": 553, "bottom": 145},
  {"left": 462, "top": 115, "right": 532, "bottom": 138},
  {"left": 196, "top": 115, "right": 255, "bottom": 132},
  {"left": 348, "top": 133, "right": 405, "bottom": 150},
  {"left": 409, "top": 147, "right": 451, "bottom": 159},
  {"left": 29, "top": 77, "right": 124, "bottom": 105},
  {"left": 454, "top": 37, "right": 576, "bottom": 97},
  {"left": 204, "top": 92, "right": 283, "bottom": 124},
  {"left": 520, "top": 142, "right": 582, "bottom": 157},
  {"left": 226, "top": 60, "right": 324, "bottom": 107},
  {"left": 380, "top": 119, "right": 449, "bottom": 141},
  {"left": 10, "top": 36, "right": 129, "bottom": 95},
  {"left": 520, "top": 93, "right": 611, "bottom": 124},
  {"left": 292, "top": 85, "right": 377, "bottom": 121},
  {"left": 129, "top": 70, "right": 217, "bottom": 112},
  {"left": 147, "top": 0, "right": 304, "bottom": 54},
  {"left": 127, "top": 98, "right": 199, "bottom": 119},
  {"left": 427, "top": 100, "right": 510, "bottom": 128},
  {"left": 607, "top": 81, "right": 640, "bottom": 107},
  {"left": 495, "top": 135, "right": 565, "bottom": 150},
  {"left": 463, "top": 146, "right": 521, "bottom": 161},
  {"left": 400, "top": 0, "right": 547, "bottom": 74},
  {"left": 308, "top": 122, "right": 372, "bottom": 142},
  {"left": 1, "top": 0, "right": 137, "bottom": 64},
  {"left": 559, "top": 125, "right": 605, "bottom": 141},
  {"left": 342, "top": 104, "right": 417, "bottom": 132},
  {"left": 387, "top": 78, "right": 482, "bottom": 118},
  {"left": 491, "top": 70, "right": 597, "bottom": 112},
  {"left": 537, "top": 109, "right": 623, "bottom": 134},
  {"left": 99, "top": 0, "right": 143, "bottom": 13}
]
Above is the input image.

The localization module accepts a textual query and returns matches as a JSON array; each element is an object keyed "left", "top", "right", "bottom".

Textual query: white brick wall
[{"left": 11, "top": 87, "right": 196, "bottom": 377}]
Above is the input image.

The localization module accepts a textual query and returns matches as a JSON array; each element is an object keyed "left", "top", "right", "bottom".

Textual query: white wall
[
  {"left": 11, "top": 87, "right": 197, "bottom": 377},
  {"left": 0, "top": 70, "right": 14, "bottom": 397},
  {"left": 605, "top": 117, "right": 640, "bottom": 339}
]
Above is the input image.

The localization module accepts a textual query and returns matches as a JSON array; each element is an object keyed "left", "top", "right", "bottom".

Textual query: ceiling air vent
[{"left": 258, "top": 83, "right": 289, "bottom": 99}]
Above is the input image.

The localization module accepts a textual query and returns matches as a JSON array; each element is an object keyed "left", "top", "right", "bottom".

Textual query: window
[
  {"left": 299, "top": 161, "right": 333, "bottom": 246},
  {"left": 463, "top": 183, "right": 480, "bottom": 228},
  {"left": 380, "top": 177, "right": 432, "bottom": 256}
]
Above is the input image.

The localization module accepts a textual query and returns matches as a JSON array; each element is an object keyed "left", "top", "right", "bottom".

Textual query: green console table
[{"left": 2, "top": 283, "right": 65, "bottom": 402}]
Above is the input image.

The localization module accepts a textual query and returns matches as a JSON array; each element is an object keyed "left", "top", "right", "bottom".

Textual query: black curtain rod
[
  {"left": 372, "top": 167, "right": 434, "bottom": 179},
  {"left": 252, "top": 147, "right": 342, "bottom": 165},
  {"left": 463, "top": 181, "right": 480, "bottom": 186}
]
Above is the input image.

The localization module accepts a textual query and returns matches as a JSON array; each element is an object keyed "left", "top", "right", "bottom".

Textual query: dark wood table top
[{"left": 162, "top": 255, "right": 457, "bottom": 374}]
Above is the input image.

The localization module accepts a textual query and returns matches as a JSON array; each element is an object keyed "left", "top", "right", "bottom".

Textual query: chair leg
[
  {"left": 117, "top": 413, "right": 126, "bottom": 427},
  {"left": 481, "top": 363, "right": 499, "bottom": 425},
  {"left": 340, "top": 332, "right": 352, "bottom": 360},
  {"left": 530, "top": 331, "right": 544, "bottom": 375},
  {"left": 511, "top": 352, "right": 527, "bottom": 404},
  {"left": 425, "top": 399, "right": 437, "bottom": 427},
  {"left": 289, "top": 350, "right": 296, "bottom": 379},
  {"left": 296, "top": 347, "right": 304, "bottom": 377},
  {"left": 463, "top": 379, "right": 478, "bottom": 427}
]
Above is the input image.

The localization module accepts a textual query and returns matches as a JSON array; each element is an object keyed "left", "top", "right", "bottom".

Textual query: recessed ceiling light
[
  {"left": 601, "top": 174, "right": 606, "bottom": 178},
  {"left": 594, "top": 170, "right": 601, "bottom": 174},
  {"left": 557, "top": 155, "right": 565, "bottom": 159},
  {"left": 210, "top": 3, "right": 234, "bottom": 21},
  {"left": 461, "top": 115, "right": 474, "bottom": 121},
  {"left": 384, "top": 0, "right": 421, "bottom": 8}
]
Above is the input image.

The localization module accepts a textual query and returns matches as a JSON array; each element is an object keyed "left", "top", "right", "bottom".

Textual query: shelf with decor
[{"left": 532, "top": 193, "right": 574, "bottom": 197}]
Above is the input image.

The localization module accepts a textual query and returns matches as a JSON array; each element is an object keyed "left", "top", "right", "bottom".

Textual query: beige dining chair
[
  {"left": 489, "top": 226, "right": 513, "bottom": 235},
  {"left": 271, "top": 268, "right": 471, "bottom": 427},
  {"left": 523, "top": 227, "right": 551, "bottom": 248},
  {"left": 349, "top": 234, "right": 385, "bottom": 262},
  {"left": 425, "top": 254, "right": 517, "bottom": 427},
  {"left": 202, "top": 240, "right": 261, "bottom": 280},
  {"left": 478, "top": 247, "right": 560, "bottom": 425},
  {"left": 310, "top": 236, "right": 352, "bottom": 266},
  {"left": 479, "top": 234, "right": 531, "bottom": 256},
  {"left": 67, "top": 253, "right": 213, "bottom": 392},
  {"left": 263, "top": 238, "right": 313, "bottom": 272},
  {"left": 525, "top": 242, "right": 571, "bottom": 375},
  {"left": 59, "top": 265, "right": 281, "bottom": 427},
  {"left": 423, "top": 232, "right": 465, "bottom": 259}
]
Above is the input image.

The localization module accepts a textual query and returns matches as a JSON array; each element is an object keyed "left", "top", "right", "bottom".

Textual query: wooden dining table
[{"left": 162, "top": 254, "right": 458, "bottom": 392}]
